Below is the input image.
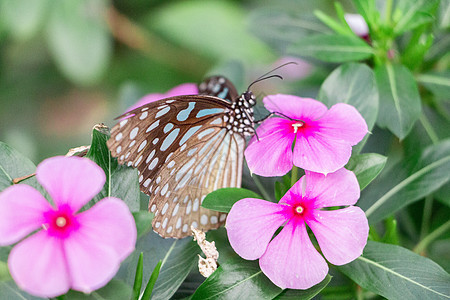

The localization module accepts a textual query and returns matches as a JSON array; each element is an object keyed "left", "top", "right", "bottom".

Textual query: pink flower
[
  {"left": 0, "top": 156, "right": 137, "bottom": 298},
  {"left": 245, "top": 95, "right": 367, "bottom": 176},
  {"left": 226, "top": 168, "right": 368, "bottom": 289},
  {"left": 345, "top": 14, "right": 370, "bottom": 41},
  {"left": 127, "top": 83, "right": 198, "bottom": 112}
]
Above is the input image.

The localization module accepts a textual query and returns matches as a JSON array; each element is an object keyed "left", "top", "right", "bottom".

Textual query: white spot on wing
[
  {"left": 130, "top": 127, "right": 139, "bottom": 139},
  {"left": 156, "top": 106, "right": 170, "bottom": 118}
]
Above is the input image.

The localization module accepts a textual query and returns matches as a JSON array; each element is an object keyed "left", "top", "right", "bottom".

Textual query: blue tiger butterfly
[{"left": 107, "top": 76, "right": 257, "bottom": 238}]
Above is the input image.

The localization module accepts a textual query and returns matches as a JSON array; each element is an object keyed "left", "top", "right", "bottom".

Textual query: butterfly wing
[
  {"left": 198, "top": 76, "right": 239, "bottom": 102},
  {"left": 107, "top": 95, "right": 245, "bottom": 238}
]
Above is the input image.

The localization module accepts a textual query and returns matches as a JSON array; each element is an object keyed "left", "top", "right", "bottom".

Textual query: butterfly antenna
[{"left": 247, "top": 61, "right": 298, "bottom": 91}]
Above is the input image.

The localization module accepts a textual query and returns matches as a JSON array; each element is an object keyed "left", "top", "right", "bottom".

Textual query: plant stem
[
  {"left": 419, "top": 196, "right": 433, "bottom": 241},
  {"left": 252, "top": 175, "right": 272, "bottom": 201},
  {"left": 414, "top": 220, "right": 450, "bottom": 254},
  {"left": 419, "top": 114, "right": 439, "bottom": 145},
  {"left": 385, "top": 0, "right": 393, "bottom": 26},
  {"left": 291, "top": 166, "right": 298, "bottom": 187}
]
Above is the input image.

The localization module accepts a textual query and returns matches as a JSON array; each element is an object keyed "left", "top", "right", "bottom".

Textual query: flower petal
[
  {"left": 307, "top": 206, "right": 369, "bottom": 265},
  {"left": 304, "top": 169, "right": 360, "bottom": 208},
  {"left": 76, "top": 197, "right": 136, "bottom": 260},
  {"left": 226, "top": 198, "right": 288, "bottom": 260},
  {"left": 0, "top": 185, "right": 52, "bottom": 246},
  {"left": 316, "top": 103, "right": 368, "bottom": 145},
  {"left": 8, "top": 231, "right": 70, "bottom": 298},
  {"left": 293, "top": 130, "right": 352, "bottom": 174},
  {"left": 259, "top": 220, "right": 328, "bottom": 289},
  {"left": 244, "top": 118, "right": 294, "bottom": 176},
  {"left": 64, "top": 224, "right": 124, "bottom": 293},
  {"left": 128, "top": 83, "right": 198, "bottom": 111},
  {"left": 263, "top": 94, "right": 328, "bottom": 120},
  {"left": 36, "top": 156, "right": 105, "bottom": 212}
]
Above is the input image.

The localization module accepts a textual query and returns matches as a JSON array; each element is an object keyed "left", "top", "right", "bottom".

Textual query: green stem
[
  {"left": 356, "top": 285, "right": 364, "bottom": 300},
  {"left": 385, "top": 0, "right": 394, "bottom": 26},
  {"left": 252, "top": 175, "right": 272, "bottom": 201},
  {"left": 419, "top": 114, "right": 439, "bottom": 145},
  {"left": 291, "top": 166, "right": 298, "bottom": 187},
  {"left": 419, "top": 196, "right": 433, "bottom": 241},
  {"left": 414, "top": 220, "right": 450, "bottom": 254}
]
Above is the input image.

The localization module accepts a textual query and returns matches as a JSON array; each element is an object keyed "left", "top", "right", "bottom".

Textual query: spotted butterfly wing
[{"left": 107, "top": 77, "right": 255, "bottom": 238}]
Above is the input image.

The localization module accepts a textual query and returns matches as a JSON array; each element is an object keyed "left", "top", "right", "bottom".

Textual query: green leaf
[
  {"left": 0, "top": 280, "right": 44, "bottom": 299},
  {"left": 86, "top": 125, "right": 140, "bottom": 211},
  {"left": 151, "top": 1, "right": 274, "bottom": 63},
  {"left": 288, "top": 34, "right": 374, "bottom": 63},
  {"left": 65, "top": 279, "right": 132, "bottom": 299},
  {"left": 248, "top": 9, "right": 330, "bottom": 52},
  {"left": 417, "top": 71, "right": 450, "bottom": 100},
  {"left": 338, "top": 241, "right": 450, "bottom": 299},
  {"left": 381, "top": 217, "right": 400, "bottom": 245},
  {"left": 375, "top": 63, "right": 422, "bottom": 139},
  {"left": 46, "top": 0, "right": 112, "bottom": 85},
  {"left": 318, "top": 63, "right": 379, "bottom": 150},
  {"left": 191, "top": 256, "right": 282, "bottom": 300},
  {"left": 353, "top": 0, "right": 379, "bottom": 29},
  {"left": 132, "top": 253, "right": 143, "bottom": 300},
  {"left": 361, "top": 139, "right": 450, "bottom": 223},
  {"left": 346, "top": 153, "right": 387, "bottom": 190},
  {"left": 202, "top": 188, "right": 261, "bottom": 213},
  {"left": 116, "top": 233, "right": 200, "bottom": 300},
  {"left": 0, "top": 0, "right": 49, "bottom": 40},
  {"left": 0, "top": 142, "right": 40, "bottom": 192},
  {"left": 141, "top": 260, "right": 162, "bottom": 300},
  {"left": 393, "top": 0, "right": 439, "bottom": 35},
  {"left": 133, "top": 211, "right": 153, "bottom": 238},
  {"left": 274, "top": 275, "right": 331, "bottom": 299},
  {"left": 314, "top": 10, "right": 352, "bottom": 36}
]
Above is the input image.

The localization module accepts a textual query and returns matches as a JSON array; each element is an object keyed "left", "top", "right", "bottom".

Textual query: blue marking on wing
[
  {"left": 212, "top": 84, "right": 221, "bottom": 93},
  {"left": 179, "top": 125, "right": 202, "bottom": 145},
  {"left": 196, "top": 108, "right": 224, "bottom": 118},
  {"left": 177, "top": 102, "right": 196, "bottom": 121},
  {"left": 217, "top": 88, "right": 229, "bottom": 99}
]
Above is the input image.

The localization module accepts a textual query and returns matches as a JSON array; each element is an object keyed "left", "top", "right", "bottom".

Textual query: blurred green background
[{"left": 0, "top": 0, "right": 344, "bottom": 164}]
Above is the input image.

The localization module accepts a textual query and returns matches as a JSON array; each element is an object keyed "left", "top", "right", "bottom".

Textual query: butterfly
[{"left": 107, "top": 76, "right": 258, "bottom": 238}]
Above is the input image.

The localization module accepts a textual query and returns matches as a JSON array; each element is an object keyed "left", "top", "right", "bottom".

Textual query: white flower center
[
  {"left": 292, "top": 122, "right": 304, "bottom": 133},
  {"left": 295, "top": 206, "right": 304, "bottom": 214},
  {"left": 56, "top": 216, "right": 67, "bottom": 227}
]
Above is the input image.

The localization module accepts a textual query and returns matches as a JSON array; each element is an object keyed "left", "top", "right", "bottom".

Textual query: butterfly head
[{"left": 242, "top": 91, "right": 256, "bottom": 107}]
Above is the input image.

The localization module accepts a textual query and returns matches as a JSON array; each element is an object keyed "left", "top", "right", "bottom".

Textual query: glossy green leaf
[
  {"left": 151, "top": 1, "right": 273, "bottom": 63},
  {"left": 46, "top": 0, "right": 112, "bottom": 85},
  {"left": 132, "top": 253, "right": 144, "bottom": 300},
  {"left": 0, "top": 142, "right": 40, "bottom": 192},
  {"left": 116, "top": 233, "right": 200, "bottom": 300},
  {"left": 288, "top": 34, "right": 374, "bottom": 63},
  {"left": 191, "top": 256, "right": 282, "bottom": 300},
  {"left": 361, "top": 139, "right": 450, "bottom": 223},
  {"left": 318, "top": 63, "right": 379, "bottom": 152},
  {"left": 338, "top": 241, "right": 450, "bottom": 299},
  {"left": 0, "top": 280, "right": 43, "bottom": 299},
  {"left": 65, "top": 279, "right": 132, "bottom": 299},
  {"left": 345, "top": 153, "right": 387, "bottom": 190},
  {"left": 86, "top": 125, "right": 140, "bottom": 211},
  {"left": 248, "top": 9, "right": 330, "bottom": 52},
  {"left": 133, "top": 211, "right": 153, "bottom": 238},
  {"left": 141, "top": 260, "right": 162, "bottom": 300},
  {"left": 393, "top": 0, "right": 439, "bottom": 35},
  {"left": 417, "top": 71, "right": 450, "bottom": 100},
  {"left": 274, "top": 275, "right": 331, "bottom": 299},
  {"left": 202, "top": 188, "right": 261, "bottom": 213},
  {"left": 375, "top": 63, "right": 422, "bottom": 139},
  {"left": 0, "top": 0, "right": 49, "bottom": 40}
]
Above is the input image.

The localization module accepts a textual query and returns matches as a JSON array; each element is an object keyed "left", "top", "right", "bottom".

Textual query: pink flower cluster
[
  {"left": 0, "top": 156, "right": 136, "bottom": 298},
  {"left": 227, "top": 94, "right": 369, "bottom": 289}
]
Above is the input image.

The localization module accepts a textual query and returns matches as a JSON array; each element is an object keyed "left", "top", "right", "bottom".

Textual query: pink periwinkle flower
[
  {"left": 127, "top": 83, "right": 198, "bottom": 112},
  {"left": 345, "top": 13, "right": 370, "bottom": 41},
  {"left": 0, "top": 156, "right": 137, "bottom": 298},
  {"left": 226, "top": 168, "right": 369, "bottom": 289},
  {"left": 245, "top": 94, "right": 368, "bottom": 176}
]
